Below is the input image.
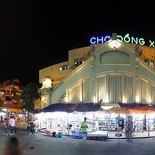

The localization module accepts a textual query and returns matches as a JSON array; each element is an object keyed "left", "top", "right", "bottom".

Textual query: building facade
[
  {"left": 39, "top": 33, "right": 155, "bottom": 109},
  {"left": 0, "top": 79, "right": 23, "bottom": 112}
]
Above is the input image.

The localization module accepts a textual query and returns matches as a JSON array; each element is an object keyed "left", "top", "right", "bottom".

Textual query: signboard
[{"left": 90, "top": 33, "right": 155, "bottom": 48}]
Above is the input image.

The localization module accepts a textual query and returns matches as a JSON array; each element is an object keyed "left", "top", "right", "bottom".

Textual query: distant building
[
  {"left": 39, "top": 33, "right": 155, "bottom": 109},
  {"left": 0, "top": 79, "right": 23, "bottom": 112}
]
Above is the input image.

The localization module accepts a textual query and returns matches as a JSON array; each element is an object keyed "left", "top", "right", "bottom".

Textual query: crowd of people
[
  {"left": 1, "top": 115, "right": 40, "bottom": 136},
  {"left": 0, "top": 116, "right": 38, "bottom": 155},
  {"left": 3, "top": 116, "right": 16, "bottom": 136},
  {"left": 25, "top": 121, "right": 38, "bottom": 135}
]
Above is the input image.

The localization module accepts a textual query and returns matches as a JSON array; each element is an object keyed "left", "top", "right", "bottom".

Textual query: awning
[{"left": 40, "top": 103, "right": 101, "bottom": 113}]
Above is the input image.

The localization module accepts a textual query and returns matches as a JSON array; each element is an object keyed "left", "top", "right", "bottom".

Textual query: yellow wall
[
  {"left": 39, "top": 61, "right": 71, "bottom": 86},
  {"left": 129, "top": 44, "right": 155, "bottom": 69},
  {"left": 39, "top": 47, "right": 90, "bottom": 87},
  {"left": 39, "top": 44, "right": 155, "bottom": 87},
  {"left": 68, "top": 47, "right": 90, "bottom": 69}
]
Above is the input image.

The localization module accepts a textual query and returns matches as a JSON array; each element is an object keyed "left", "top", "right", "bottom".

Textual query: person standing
[
  {"left": 25, "top": 122, "right": 31, "bottom": 135},
  {"left": 3, "top": 118, "right": 9, "bottom": 136},
  {"left": 9, "top": 116, "right": 15, "bottom": 136},
  {"left": 125, "top": 114, "right": 133, "bottom": 142},
  {"left": 81, "top": 117, "right": 88, "bottom": 140},
  {"left": 30, "top": 121, "right": 36, "bottom": 134},
  {"left": 1, "top": 115, "right": 3, "bottom": 123}
]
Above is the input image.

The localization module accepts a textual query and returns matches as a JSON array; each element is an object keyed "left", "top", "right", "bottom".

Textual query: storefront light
[
  {"left": 2, "top": 108, "right": 7, "bottom": 112},
  {"left": 18, "top": 114, "right": 23, "bottom": 117},
  {"left": 101, "top": 106, "right": 114, "bottom": 110},
  {"left": 0, "top": 112, "right": 5, "bottom": 115}
]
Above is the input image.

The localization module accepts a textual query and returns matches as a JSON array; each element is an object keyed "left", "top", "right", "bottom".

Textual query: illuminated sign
[{"left": 90, "top": 33, "right": 155, "bottom": 48}]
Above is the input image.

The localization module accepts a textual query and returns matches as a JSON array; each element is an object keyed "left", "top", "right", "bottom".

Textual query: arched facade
[{"left": 40, "top": 37, "right": 155, "bottom": 108}]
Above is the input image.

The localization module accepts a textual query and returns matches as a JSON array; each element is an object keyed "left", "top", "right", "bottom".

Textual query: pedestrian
[
  {"left": 35, "top": 122, "right": 40, "bottom": 132},
  {"left": 3, "top": 136, "right": 23, "bottom": 155},
  {"left": 57, "top": 124, "right": 62, "bottom": 131},
  {"left": 125, "top": 114, "right": 133, "bottom": 142},
  {"left": 9, "top": 116, "right": 15, "bottom": 136},
  {"left": 3, "top": 118, "right": 9, "bottom": 136},
  {"left": 25, "top": 122, "right": 31, "bottom": 135},
  {"left": 1, "top": 115, "right": 3, "bottom": 123},
  {"left": 80, "top": 117, "right": 88, "bottom": 140},
  {"left": 30, "top": 121, "right": 35, "bottom": 134}
]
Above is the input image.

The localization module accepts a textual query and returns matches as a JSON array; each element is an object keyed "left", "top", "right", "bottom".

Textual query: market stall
[{"left": 30, "top": 102, "right": 155, "bottom": 138}]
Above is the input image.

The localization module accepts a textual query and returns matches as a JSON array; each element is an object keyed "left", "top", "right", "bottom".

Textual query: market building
[
  {"left": 39, "top": 33, "right": 155, "bottom": 107},
  {"left": 37, "top": 33, "right": 155, "bottom": 138}
]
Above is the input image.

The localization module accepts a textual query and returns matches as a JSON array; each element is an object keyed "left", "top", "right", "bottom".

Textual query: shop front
[{"left": 31, "top": 103, "right": 155, "bottom": 139}]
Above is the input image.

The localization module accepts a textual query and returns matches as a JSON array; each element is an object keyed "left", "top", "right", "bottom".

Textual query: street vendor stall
[{"left": 30, "top": 102, "right": 155, "bottom": 138}]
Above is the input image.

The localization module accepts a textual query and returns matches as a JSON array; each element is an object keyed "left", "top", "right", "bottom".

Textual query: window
[
  {"left": 79, "top": 58, "right": 84, "bottom": 65},
  {"left": 59, "top": 65, "right": 69, "bottom": 71},
  {"left": 74, "top": 59, "right": 79, "bottom": 66},
  {"left": 144, "top": 59, "right": 149, "bottom": 65},
  {"left": 150, "top": 60, "right": 154, "bottom": 67},
  {"left": 74, "top": 58, "right": 84, "bottom": 66}
]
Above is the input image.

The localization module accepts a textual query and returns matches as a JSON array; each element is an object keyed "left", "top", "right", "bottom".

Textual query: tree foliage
[{"left": 19, "top": 83, "right": 41, "bottom": 112}]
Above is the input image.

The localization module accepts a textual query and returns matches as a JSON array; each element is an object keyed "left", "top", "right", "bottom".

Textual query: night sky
[{"left": 0, "top": 0, "right": 155, "bottom": 86}]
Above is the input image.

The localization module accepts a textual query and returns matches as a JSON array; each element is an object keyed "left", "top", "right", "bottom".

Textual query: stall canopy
[
  {"left": 118, "top": 102, "right": 155, "bottom": 114},
  {"left": 107, "top": 106, "right": 129, "bottom": 114},
  {"left": 40, "top": 103, "right": 101, "bottom": 113},
  {"left": 30, "top": 109, "right": 41, "bottom": 114},
  {"left": 30, "top": 102, "right": 155, "bottom": 114},
  {"left": 41, "top": 103, "right": 67, "bottom": 112},
  {"left": 74, "top": 103, "right": 101, "bottom": 112}
]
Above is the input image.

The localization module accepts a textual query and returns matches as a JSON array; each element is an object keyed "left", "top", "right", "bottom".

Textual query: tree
[{"left": 19, "top": 83, "right": 41, "bottom": 122}]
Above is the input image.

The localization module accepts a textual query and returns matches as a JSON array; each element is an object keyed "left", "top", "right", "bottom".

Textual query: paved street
[{"left": 0, "top": 126, "right": 155, "bottom": 155}]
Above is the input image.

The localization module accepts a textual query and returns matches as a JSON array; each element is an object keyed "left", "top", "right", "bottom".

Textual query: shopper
[
  {"left": 1, "top": 115, "right": 3, "bottom": 123},
  {"left": 125, "top": 114, "right": 133, "bottom": 142},
  {"left": 80, "top": 117, "right": 88, "bottom": 140},
  {"left": 3, "top": 136, "right": 23, "bottom": 155},
  {"left": 57, "top": 124, "right": 62, "bottom": 131},
  {"left": 25, "top": 122, "right": 31, "bottom": 135},
  {"left": 9, "top": 116, "right": 15, "bottom": 135},
  {"left": 3, "top": 118, "right": 9, "bottom": 136}
]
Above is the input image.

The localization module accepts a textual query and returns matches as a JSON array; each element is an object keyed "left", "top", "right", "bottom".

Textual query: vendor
[
  {"left": 95, "top": 120, "right": 99, "bottom": 131},
  {"left": 57, "top": 124, "right": 62, "bottom": 131},
  {"left": 81, "top": 117, "right": 88, "bottom": 140}
]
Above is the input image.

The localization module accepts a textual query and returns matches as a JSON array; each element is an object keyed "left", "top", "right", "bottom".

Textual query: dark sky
[{"left": 0, "top": 0, "right": 155, "bottom": 86}]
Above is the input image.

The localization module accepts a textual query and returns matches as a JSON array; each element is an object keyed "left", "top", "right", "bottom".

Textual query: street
[{"left": 0, "top": 126, "right": 155, "bottom": 155}]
